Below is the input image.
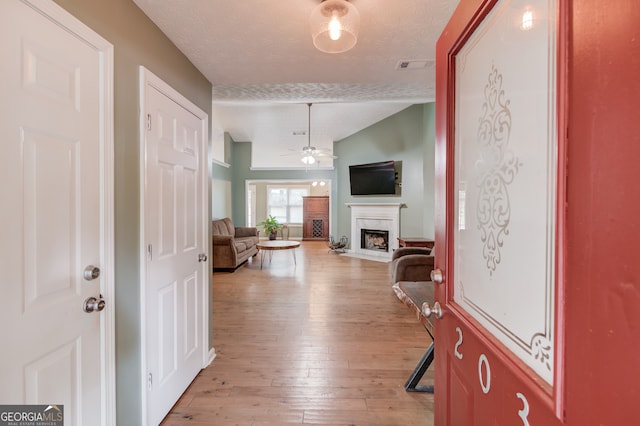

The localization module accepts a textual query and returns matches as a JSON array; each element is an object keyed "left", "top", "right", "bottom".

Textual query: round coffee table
[{"left": 256, "top": 240, "right": 301, "bottom": 269}]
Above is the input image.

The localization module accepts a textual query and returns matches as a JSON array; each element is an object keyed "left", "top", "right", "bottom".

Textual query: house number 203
[{"left": 454, "top": 327, "right": 530, "bottom": 424}]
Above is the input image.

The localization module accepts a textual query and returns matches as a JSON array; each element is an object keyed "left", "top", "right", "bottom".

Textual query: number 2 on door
[{"left": 454, "top": 326, "right": 463, "bottom": 359}]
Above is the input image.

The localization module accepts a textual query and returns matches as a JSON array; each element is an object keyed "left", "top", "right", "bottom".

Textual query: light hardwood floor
[{"left": 161, "top": 241, "right": 434, "bottom": 425}]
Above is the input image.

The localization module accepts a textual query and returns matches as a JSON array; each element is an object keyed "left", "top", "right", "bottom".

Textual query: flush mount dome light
[{"left": 310, "top": 0, "right": 360, "bottom": 54}]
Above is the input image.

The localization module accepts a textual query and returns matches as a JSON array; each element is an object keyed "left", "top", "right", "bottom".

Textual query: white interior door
[
  {"left": 140, "top": 68, "right": 209, "bottom": 426},
  {"left": 0, "top": 1, "right": 114, "bottom": 425}
]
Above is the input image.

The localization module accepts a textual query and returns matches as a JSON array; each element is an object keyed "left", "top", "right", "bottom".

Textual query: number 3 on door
[{"left": 516, "top": 392, "right": 530, "bottom": 425}]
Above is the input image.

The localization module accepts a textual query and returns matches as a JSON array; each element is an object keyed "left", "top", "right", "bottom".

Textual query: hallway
[{"left": 161, "top": 241, "right": 434, "bottom": 425}]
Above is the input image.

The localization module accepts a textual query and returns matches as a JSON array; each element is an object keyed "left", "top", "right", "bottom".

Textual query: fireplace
[
  {"left": 346, "top": 203, "right": 402, "bottom": 261},
  {"left": 361, "top": 229, "right": 389, "bottom": 252}
]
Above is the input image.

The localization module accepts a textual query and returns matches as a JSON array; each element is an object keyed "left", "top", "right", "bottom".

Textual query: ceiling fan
[{"left": 289, "top": 103, "right": 337, "bottom": 166}]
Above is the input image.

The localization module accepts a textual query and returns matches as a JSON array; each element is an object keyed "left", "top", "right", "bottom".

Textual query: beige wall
[
  {"left": 52, "top": 0, "right": 212, "bottom": 423},
  {"left": 335, "top": 104, "right": 435, "bottom": 242}
]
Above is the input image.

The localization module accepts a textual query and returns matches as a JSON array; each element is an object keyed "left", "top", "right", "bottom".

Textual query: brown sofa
[
  {"left": 212, "top": 218, "right": 259, "bottom": 271},
  {"left": 390, "top": 247, "right": 435, "bottom": 283}
]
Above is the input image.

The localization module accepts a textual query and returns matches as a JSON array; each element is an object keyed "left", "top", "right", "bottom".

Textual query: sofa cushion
[
  {"left": 212, "top": 217, "right": 234, "bottom": 236},
  {"left": 234, "top": 241, "right": 248, "bottom": 253},
  {"left": 236, "top": 236, "right": 257, "bottom": 249},
  {"left": 235, "top": 226, "right": 259, "bottom": 238}
]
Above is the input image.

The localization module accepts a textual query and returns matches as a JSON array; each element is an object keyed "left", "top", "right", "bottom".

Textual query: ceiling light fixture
[
  {"left": 297, "top": 103, "right": 337, "bottom": 166},
  {"left": 302, "top": 153, "right": 316, "bottom": 165},
  {"left": 310, "top": 0, "right": 360, "bottom": 54},
  {"left": 301, "top": 104, "right": 317, "bottom": 165}
]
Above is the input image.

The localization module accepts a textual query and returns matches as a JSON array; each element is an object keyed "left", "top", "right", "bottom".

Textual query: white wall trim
[
  {"left": 249, "top": 166, "right": 335, "bottom": 171},
  {"left": 212, "top": 158, "right": 231, "bottom": 168},
  {"left": 207, "top": 349, "right": 217, "bottom": 366}
]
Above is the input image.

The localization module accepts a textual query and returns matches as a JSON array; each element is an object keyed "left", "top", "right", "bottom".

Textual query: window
[{"left": 266, "top": 185, "right": 309, "bottom": 224}]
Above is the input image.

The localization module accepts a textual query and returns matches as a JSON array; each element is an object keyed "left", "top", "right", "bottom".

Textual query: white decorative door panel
[
  {"left": 453, "top": 0, "right": 557, "bottom": 385},
  {"left": 0, "top": 1, "right": 114, "bottom": 425},
  {"left": 141, "top": 68, "right": 209, "bottom": 426}
]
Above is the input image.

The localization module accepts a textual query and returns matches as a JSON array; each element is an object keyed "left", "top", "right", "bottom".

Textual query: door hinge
[
  {"left": 147, "top": 244, "right": 153, "bottom": 261},
  {"left": 146, "top": 113, "right": 151, "bottom": 130},
  {"left": 147, "top": 372, "right": 153, "bottom": 389}
]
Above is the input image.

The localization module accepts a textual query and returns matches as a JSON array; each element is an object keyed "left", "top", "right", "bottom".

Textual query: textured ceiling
[{"left": 133, "top": 0, "right": 460, "bottom": 163}]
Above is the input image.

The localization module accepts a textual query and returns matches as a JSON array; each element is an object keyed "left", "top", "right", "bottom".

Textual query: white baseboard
[{"left": 207, "top": 348, "right": 217, "bottom": 366}]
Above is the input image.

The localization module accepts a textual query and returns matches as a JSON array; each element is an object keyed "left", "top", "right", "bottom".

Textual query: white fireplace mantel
[
  {"left": 346, "top": 203, "right": 403, "bottom": 261},
  {"left": 346, "top": 203, "right": 403, "bottom": 210}
]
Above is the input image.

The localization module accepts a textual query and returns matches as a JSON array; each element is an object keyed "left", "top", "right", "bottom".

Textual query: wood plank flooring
[{"left": 161, "top": 241, "right": 434, "bottom": 425}]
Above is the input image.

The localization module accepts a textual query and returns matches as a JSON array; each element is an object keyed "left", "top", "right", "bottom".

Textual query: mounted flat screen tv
[{"left": 349, "top": 160, "right": 396, "bottom": 195}]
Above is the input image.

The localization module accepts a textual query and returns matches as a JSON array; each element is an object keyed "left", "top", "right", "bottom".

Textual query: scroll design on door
[
  {"left": 531, "top": 333, "right": 552, "bottom": 371},
  {"left": 475, "top": 65, "right": 521, "bottom": 276}
]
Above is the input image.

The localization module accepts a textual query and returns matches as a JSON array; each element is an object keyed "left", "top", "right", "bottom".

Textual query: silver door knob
[
  {"left": 430, "top": 268, "right": 443, "bottom": 284},
  {"left": 83, "top": 295, "right": 106, "bottom": 313},
  {"left": 422, "top": 301, "right": 443, "bottom": 319},
  {"left": 198, "top": 253, "right": 208, "bottom": 262},
  {"left": 84, "top": 265, "right": 101, "bottom": 281}
]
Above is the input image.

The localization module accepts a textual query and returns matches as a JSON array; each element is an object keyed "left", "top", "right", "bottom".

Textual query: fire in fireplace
[{"left": 360, "top": 229, "right": 389, "bottom": 252}]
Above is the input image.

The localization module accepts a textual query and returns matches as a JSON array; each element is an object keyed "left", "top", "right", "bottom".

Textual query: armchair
[{"left": 390, "top": 247, "right": 435, "bottom": 284}]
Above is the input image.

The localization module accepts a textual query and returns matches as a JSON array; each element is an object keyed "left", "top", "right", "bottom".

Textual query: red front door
[{"left": 433, "top": 0, "right": 640, "bottom": 424}]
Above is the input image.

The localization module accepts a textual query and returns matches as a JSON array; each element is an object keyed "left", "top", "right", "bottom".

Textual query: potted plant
[{"left": 258, "top": 215, "right": 283, "bottom": 240}]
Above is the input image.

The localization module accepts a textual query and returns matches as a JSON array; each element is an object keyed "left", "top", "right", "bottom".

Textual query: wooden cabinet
[{"left": 302, "top": 196, "right": 329, "bottom": 241}]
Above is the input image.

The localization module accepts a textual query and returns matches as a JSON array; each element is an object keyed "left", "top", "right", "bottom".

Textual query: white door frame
[
  {"left": 19, "top": 1, "right": 116, "bottom": 424},
  {"left": 138, "top": 66, "right": 210, "bottom": 425}
]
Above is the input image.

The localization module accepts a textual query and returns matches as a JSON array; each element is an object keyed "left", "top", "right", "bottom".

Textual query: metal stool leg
[{"left": 405, "top": 342, "right": 434, "bottom": 393}]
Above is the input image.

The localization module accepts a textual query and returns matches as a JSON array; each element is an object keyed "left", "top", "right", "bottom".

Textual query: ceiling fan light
[
  {"left": 301, "top": 154, "right": 316, "bottom": 165},
  {"left": 310, "top": 0, "right": 360, "bottom": 54}
]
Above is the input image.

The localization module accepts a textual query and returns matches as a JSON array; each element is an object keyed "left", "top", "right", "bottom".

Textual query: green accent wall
[
  {"left": 335, "top": 104, "right": 435, "bottom": 244},
  {"left": 423, "top": 103, "right": 436, "bottom": 238},
  {"left": 52, "top": 0, "right": 212, "bottom": 423}
]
